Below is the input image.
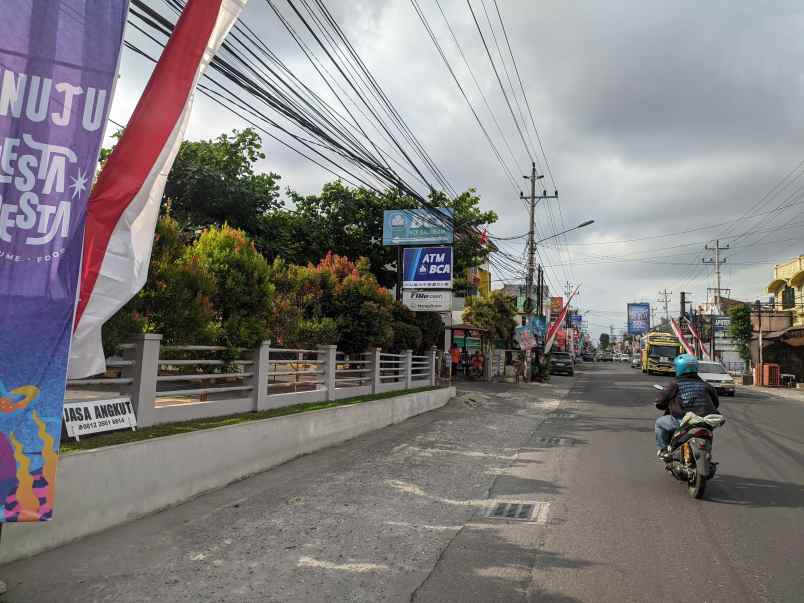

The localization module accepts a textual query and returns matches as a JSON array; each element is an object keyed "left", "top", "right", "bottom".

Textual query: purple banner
[{"left": 0, "top": 1, "right": 127, "bottom": 522}]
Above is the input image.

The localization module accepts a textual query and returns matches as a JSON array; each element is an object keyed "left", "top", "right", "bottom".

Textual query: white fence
[{"left": 67, "top": 335, "right": 438, "bottom": 427}]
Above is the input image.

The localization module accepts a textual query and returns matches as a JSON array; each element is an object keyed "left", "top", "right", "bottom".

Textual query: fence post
[
  {"left": 372, "top": 348, "right": 382, "bottom": 394},
  {"left": 122, "top": 333, "right": 161, "bottom": 428},
  {"left": 251, "top": 340, "right": 270, "bottom": 411},
  {"left": 431, "top": 347, "right": 438, "bottom": 387},
  {"left": 404, "top": 349, "right": 413, "bottom": 390},
  {"left": 319, "top": 344, "right": 338, "bottom": 401}
]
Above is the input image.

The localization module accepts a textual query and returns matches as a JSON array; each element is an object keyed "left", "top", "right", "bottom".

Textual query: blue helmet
[{"left": 674, "top": 354, "right": 698, "bottom": 377}]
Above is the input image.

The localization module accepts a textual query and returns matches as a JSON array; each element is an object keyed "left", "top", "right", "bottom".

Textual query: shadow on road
[{"left": 706, "top": 474, "right": 804, "bottom": 508}]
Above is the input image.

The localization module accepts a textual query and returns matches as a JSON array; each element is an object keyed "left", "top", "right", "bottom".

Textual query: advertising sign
[
  {"left": 0, "top": 2, "right": 128, "bottom": 522},
  {"left": 403, "top": 290, "right": 452, "bottom": 312},
  {"left": 403, "top": 246, "right": 452, "bottom": 289},
  {"left": 515, "top": 325, "right": 536, "bottom": 351},
  {"left": 63, "top": 398, "right": 137, "bottom": 441},
  {"left": 713, "top": 315, "right": 731, "bottom": 332},
  {"left": 530, "top": 316, "right": 547, "bottom": 337},
  {"left": 550, "top": 297, "right": 563, "bottom": 314},
  {"left": 568, "top": 314, "right": 583, "bottom": 328},
  {"left": 382, "top": 208, "right": 453, "bottom": 245},
  {"left": 627, "top": 303, "right": 651, "bottom": 335}
]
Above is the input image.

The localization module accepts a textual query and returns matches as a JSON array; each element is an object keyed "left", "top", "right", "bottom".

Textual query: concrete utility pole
[
  {"left": 703, "top": 240, "right": 730, "bottom": 309},
  {"left": 520, "top": 162, "right": 556, "bottom": 315},
  {"left": 680, "top": 291, "right": 692, "bottom": 320},
  {"left": 657, "top": 289, "right": 672, "bottom": 323}
]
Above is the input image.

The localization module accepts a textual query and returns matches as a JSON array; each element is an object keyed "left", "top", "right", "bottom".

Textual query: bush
[{"left": 190, "top": 225, "right": 274, "bottom": 348}]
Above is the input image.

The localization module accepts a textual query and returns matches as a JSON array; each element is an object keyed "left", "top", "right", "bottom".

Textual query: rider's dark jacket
[{"left": 655, "top": 373, "right": 719, "bottom": 419}]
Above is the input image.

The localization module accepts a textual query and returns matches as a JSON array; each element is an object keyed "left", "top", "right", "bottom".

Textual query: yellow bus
[{"left": 641, "top": 332, "right": 683, "bottom": 376}]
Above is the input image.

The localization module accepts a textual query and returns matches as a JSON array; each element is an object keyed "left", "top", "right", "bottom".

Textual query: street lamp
[{"left": 534, "top": 219, "right": 594, "bottom": 245}]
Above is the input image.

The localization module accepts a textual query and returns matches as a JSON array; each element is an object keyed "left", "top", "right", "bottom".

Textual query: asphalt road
[{"left": 2, "top": 363, "right": 802, "bottom": 602}]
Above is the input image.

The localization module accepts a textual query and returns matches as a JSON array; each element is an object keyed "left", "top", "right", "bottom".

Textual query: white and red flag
[
  {"left": 683, "top": 317, "right": 712, "bottom": 360},
  {"left": 669, "top": 318, "right": 695, "bottom": 356},
  {"left": 69, "top": 0, "right": 247, "bottom": 378},
  {"left": 544, "top": 285, "right": 579, "bottom": 354}
]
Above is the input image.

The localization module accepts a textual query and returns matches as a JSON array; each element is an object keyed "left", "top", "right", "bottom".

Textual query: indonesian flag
[
  {"left": 544, "top": 284, "right": 579, "bottom": 354},
  {"left": 69, "top": 0, "right": 247, "bottom": 378},
  {"left": 669, "top": 318, "right": 695, "bottom": 356},
  {"left": 683, "top": 317, "right": 712, "bottom": 360}
]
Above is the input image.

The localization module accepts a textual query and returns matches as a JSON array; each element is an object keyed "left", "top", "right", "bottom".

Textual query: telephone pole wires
[
  {"left": 703, "top": 240, "right": 730, "bottom": 309},
  {"left": 657, "top": 289, "right": 672, "bottom": 323}
]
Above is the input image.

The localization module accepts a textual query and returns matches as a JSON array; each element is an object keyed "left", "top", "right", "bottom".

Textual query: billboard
[
  {"left": 382, "top": 208, "right": 453, "bottom": 245},
  {"left": 568, "top": 314, "right": 583, "bottom": 328},
  {"left": 627, "top": 303, "right": 651, "bottom": 335},
  {"left": 713, "top": 315, "right": 731, "bottom": 332},
  {"left": 0, "top": 2, "right": 128, "bottom": 522},
  {"left": 403, "top": 246, "right": 452, "bottom": 289},
  {"left": 402, "top": 290, "right": 452, "bottom": 312}
]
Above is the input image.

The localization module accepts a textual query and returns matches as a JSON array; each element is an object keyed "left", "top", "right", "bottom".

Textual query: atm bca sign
[{"left": 403, "top": 247, "right": 452, "bottom": 289}]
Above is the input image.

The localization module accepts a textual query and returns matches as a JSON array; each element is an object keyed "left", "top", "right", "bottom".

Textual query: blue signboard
[
  {"left": 403, "top": 247, "right": 452, "bottom": 289},
  {"left": 530, "top": 316, "right": 547, "bottom": 337},
  {"left": 627, "top": 303, "right": 651, "bottom": 335},
  {"left": 383, "top": 208, "right": 453, "bottom": 245},
  {"left": 568, "top": 314, "right": 583, "bottom": 328}
]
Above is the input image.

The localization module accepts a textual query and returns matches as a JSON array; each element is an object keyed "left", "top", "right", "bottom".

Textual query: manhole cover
[{"left": 484, "top": 501, "right": 549, "bottom": 523}]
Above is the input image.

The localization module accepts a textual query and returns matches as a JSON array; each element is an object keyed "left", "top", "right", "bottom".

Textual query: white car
[{"left": 697, "top": 361, "right": 736, "bottom": 397}]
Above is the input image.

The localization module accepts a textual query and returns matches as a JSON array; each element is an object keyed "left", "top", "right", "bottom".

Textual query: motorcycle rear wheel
[{"left": 687, "top": 462, "right": 707, "bottom": 499}]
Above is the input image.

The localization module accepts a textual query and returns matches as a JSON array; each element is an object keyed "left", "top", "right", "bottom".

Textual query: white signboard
[
  {"left": 403, "top": 290, "right": 453, "bottom": 312},
  {"left": 62, "top": 397, "right": 137, "bottom": 441}
]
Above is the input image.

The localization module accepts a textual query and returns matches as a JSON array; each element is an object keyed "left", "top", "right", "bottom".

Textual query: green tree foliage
[
  {"left": 462, "top": 291, "right": 517, "bottom": 342},
  {"left": 190, "top": 225, "right": 274, "bottom": 349},
  {"left": 164, "top": 129, "right": 282, "bottom": 238},
  {"left": 102, "top": 216, "right": 219, "bottom": 353},
  {"left": 599, "top": 333, "right": 610, "bottom": 350},
  {"left": 727, "top": 304, "right": 753, "bottom": 364}
]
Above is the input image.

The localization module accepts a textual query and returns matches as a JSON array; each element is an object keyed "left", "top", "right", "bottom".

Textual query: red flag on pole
[{"left": 69, "top": 0, "right": 247, "bottom": 378}]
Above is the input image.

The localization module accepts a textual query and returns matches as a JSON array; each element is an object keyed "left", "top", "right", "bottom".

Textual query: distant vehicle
[
  {"left": 697, "top": 361, "right": 736, "bottom": 396},
  {"left": 597, "top": 351, "right": 613, "bottom": 362},
  {"left": 631, "top": 355, "right": 641, "bottom": 368},
  {"left": 582, "top": 352, "right": 594, "bottom": 362},
  {"left": 640, "top": 333, "right": 682, "bottom": 375},
  {"left": 549, "top": 351, "right": 574, "bottom": 376}
]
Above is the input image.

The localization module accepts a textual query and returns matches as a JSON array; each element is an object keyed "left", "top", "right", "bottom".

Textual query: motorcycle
[{"left": 652, "top": 384, "right": 726, "bottom": 498}]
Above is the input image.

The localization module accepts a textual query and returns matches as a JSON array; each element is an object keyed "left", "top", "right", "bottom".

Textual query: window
[{"left": 782, "top": 286, "right": 795, "bottom": 309}]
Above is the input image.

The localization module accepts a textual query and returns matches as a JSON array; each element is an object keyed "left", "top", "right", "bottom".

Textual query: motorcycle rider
[{"left": 654, "top": 354, "right": 719, "bottom": 459}]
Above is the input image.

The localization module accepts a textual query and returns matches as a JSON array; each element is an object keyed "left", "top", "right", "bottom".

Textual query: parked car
[
  {"left": 697, "top": 361, "right": 736, "bottom": 396},
  {"left": 582, "top": 352, "right": 594, "bottom": 362},
  {"left": 597, "top": 351, "right": 613, "bottom": 362},
  {"left": 549, "top": 351, "right": 575, "bottom": 376}
]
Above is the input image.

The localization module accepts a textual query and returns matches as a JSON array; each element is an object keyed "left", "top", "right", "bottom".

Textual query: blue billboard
[
  {"left": 568, "top": 314, "right": 583, "bottom": 328},
  {"left": 382, "top": 208, "right": 453, "bottom": 245},
  {"left": 627, "top": 303, "right": 651, "bottom": 335},
  {"left": 403, "top": 247, "right": 452, "bottom": 289}
]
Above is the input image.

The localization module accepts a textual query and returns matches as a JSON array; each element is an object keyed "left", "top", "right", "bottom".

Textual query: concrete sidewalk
[
  {"left": 736, "top": 384, "right": 804, "bottom": 402},
  {"left": 1, "top": 376, "right": 579, "bottom": 602}
]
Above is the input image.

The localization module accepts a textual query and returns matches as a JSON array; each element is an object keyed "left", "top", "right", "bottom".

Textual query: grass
[{"left": 60, "top": 386, "right": 439, "bottom": 453}]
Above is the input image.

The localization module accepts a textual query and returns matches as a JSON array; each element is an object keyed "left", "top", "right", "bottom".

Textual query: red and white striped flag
[
  {"left": 669, "top": 318, "right": 695, "bottom": 356},
  {"left": 683, "top": 317, "right": 712, "bottom": 360},
  {"left": 69, "top": 0, "right": 247, "bottom": 378},
  {"left": 544, "top": 284, "right": 579, "bottom": 354}
]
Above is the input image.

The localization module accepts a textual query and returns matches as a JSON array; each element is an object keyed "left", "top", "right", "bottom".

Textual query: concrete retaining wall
[{"left": 0, "top": 386, "right": 454, "bottom": 564}]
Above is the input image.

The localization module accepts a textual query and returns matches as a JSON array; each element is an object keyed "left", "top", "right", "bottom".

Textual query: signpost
[
  {"left": 382, "top": 209, "right": 453, "bottom": 245},
  {"left": 402, "top": 290, "right": 453, "bottom": 312},
  {"left": 402, "top": 246, "right": 453, "bottom": 289},
  {"left": 62, "top": 398, "right": 137, "bottom": 441}
]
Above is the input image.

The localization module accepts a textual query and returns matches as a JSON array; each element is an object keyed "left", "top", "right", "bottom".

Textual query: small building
[{"left": 767, "top": 255, "right": 804, "bottom": 327}]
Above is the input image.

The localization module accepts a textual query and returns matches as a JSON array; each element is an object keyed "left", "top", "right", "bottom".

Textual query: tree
[
  {"left": 190, "top": 225, "right": 274, "bottom": 349},
  {"left": 727, "top": 304, "right": 753, "bottom": 367},
  {"left": 599, "top": 333, "right": 610, "bottom": 350},
  {"left": 164, "top": 129, "right": 282, "bottom": 238},
  {"left": 462, "top": 291, "right": 517, "bottom": 342}
]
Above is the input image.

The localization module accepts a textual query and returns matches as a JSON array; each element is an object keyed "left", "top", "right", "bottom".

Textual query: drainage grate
[
  {"left": 484, "top": 501, "right": 549, "bottom": 523},
  {"left": 535, "top": 437, "right": 574, "bottom": 446}
]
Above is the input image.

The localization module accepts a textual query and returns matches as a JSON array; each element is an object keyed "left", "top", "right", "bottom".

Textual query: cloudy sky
[{"left": 110, "top": 0, "right": 804, "bottom": 340}]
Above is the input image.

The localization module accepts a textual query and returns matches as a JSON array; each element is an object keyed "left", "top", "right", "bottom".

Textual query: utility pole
[
  {"left": 680, "top": 291, "right": 692, "bottom": 320},
  {"left": 536, "top": 265, "right": 544, "bottom": 316},
  {"left": 520, "top": 162, "right": 556, "bottom": 315},
  {"left": 657, "top": 289, "right": 672, "bottom": 324},
  {"left": 703, "top": 240, "right": 730, "bottom": 309}
]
